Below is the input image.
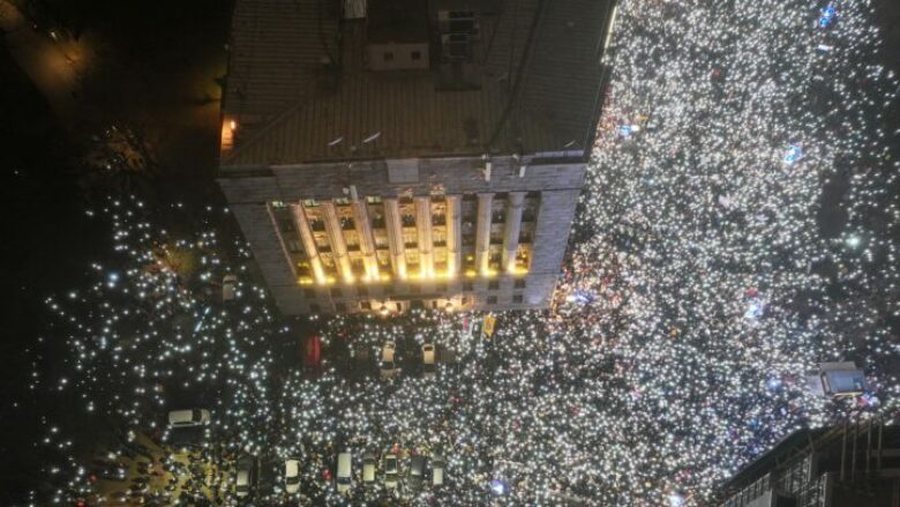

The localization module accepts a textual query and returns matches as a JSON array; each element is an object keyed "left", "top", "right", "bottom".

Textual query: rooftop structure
[{"left": 218, "top": 0, "right": 615, "bottom": 315}]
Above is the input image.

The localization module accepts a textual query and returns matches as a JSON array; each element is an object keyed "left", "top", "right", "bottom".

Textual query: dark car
[{"left": 409, "top": 455, "right": 426, "bottom": 490}]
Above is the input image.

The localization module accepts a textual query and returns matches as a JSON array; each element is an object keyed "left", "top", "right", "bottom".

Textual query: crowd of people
[{"left": 26, "top": 0, "right": 900, "bottom": 505}]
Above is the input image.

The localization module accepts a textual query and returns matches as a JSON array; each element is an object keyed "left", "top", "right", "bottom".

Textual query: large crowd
[{"left": 26, "top": 0, "right": 900, "bottom": 505}]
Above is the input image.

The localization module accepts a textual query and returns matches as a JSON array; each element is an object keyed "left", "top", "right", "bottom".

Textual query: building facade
[
  {"left": 217, "top": 0, "right": 614, "bottom": 315},
  {"left": 719, "top": 416, "right": 900, "bottom": 507}
]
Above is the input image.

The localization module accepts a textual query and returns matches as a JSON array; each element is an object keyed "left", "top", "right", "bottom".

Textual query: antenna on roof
[
  {"left": 563, "top": 140, "right": 576, "bottom": 148},
  {"left": 362, "top": 132, "right": 381, "bottom": 144},
  {"left": 328, "top": 136, "right": 344, "bottom": 147}
]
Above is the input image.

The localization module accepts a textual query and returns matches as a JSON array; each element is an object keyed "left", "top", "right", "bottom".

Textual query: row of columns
[{"left": 287, "top": 192, "right": 525, "bottom": 284}]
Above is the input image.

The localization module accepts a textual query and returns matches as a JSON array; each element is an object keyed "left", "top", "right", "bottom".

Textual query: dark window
[
  {"left": 304, "top": 288, "right": 316, "bottom": 298},
  {"left": 411, "top": 300, "right": 425, "bottom": 309},
  {"left": 287, "top": 239, "right": 301, "bottom": 253},
  {"left": 331, "top": 287, "right": 343, "bottom": 297},
  {"left": 411, "top": 50, "right": 421, "bottom": 61},
  {"left": 410, "top": 284, "right": 420, "bottom": 294},
  {"left": 310, "top": 303, "right": 321, "bottom": 313},
  {"left": 358, "top": 286, "right": 369, "bottom": 297},
  {"left": 360, "top": 301, "right": 372, "bottom": 310},
  {"left": 513, "top": 294, "right": 523, "bottom": 304},
  {"left": 514, "top": 279, "right": 526, "bottom": 289},
  {"left": 436, "top": 283, "right": 447, "bottom": 292},
  {"left": 384, "top": 52, "right": 394, "bottom": 62},
  {"left": 335, "top": 302, "right": 347, "bottom": 312},
  {"left": 461, "top": 296, "right": 469, "bottom": 305},
  {"left": 463, "top": 281, "right": 473, "bottom": 291},
  {"left": 488, "top": 280, "right": 499, "bottom": 290},
  {"left": 487, "top": 296, "right": 497, "bottom": 305},
  {"left": 462, "top": 234, "right": 475, "bottom": 247}
]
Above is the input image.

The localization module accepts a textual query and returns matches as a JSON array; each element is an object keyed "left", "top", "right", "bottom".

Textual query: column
[
  {"left": 445, "top": 195, "right": 462, "bottom": 278},
  {"left": 383, "top": 198, "right": 407, "bottom": 279},
  {"left": 290, "top": 204, "right": 327, "bottom": 284},
  {"left": 351, "top": 199, "right": 379, "bottom": 281},
  {"left": 321, "top": 201, "right": 355, "bottom": 283},
  {"left": 414, "top": 196, "right": 434, "bottom": 278},
  {"left": 475, "top": 193, "right": 494, "bottom": 275},
  {"left": 502, "top": 192, "right": 526, "bottom": 273}
]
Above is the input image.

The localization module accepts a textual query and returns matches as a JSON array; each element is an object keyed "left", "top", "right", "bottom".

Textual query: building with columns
[{"left": 217, "top": 0, "right": 615, "bottom": 315}]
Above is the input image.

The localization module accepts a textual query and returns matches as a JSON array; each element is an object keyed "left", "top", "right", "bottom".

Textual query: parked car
[
  {"left": 422, "top": 344, "right": 436, "bottom": 379},
  {"left": 336, "top": 452, "right": 352, "bottom": 494},
  {"left": 431, "top": 456, "right": 445, "bottom": 486},
  {"left": 380, "top": 341, "right": 398, "bottom": 379},
  {"left": 222, "top": 274, "right": 237, "bottom": 302},
  {"left": 167, "top": 409, "right": 210, "bottom": 428},
  {"left": 285, "top": 459, "right": 300, "bottom": 494},
  {"left": 235, "top": 456, "right": 255, "bottom": 498},
  {"left": 383, "top": 452, "right": 399, "bottom": 489},
  {"left": 409, "top": 455, "right": 426, "bottom": 490},
  {"left": 362, "top": 452, "right": 377, "bottom": 484}
]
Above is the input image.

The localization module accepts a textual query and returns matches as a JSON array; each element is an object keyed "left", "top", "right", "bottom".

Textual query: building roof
[
  {"left": 221, "top": 0, "right": 613, "bottom": 168},
  {"left": 367, "top": 0, "right": 429, "bottom": 44}
]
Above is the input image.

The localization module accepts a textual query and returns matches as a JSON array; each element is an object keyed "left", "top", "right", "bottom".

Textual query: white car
[
  {"left": 422, "top": 343, "right": 436, "bottom": 379},
  {"left": 336, "top": 452, "right": 352, "bottom": 494},
  {"left": 167, "top": 409, "right": 210, "bottom": 428},
  {"left": 285, "top": 459, "right": 300, "bottom": 494},
  {"left": 380, "top": 341, "right": 398, "bottom": 379},
  {"left": 222, "top": 274, "right": 237, "bottom": 302},
  {"left": 362, "top": 452, "right": 376, "bottom": 484},
  {"left": 432, "top": 456, "right": 445, "bottom": 486},
  {"left": 235, "top": 457, "right": 254, "bottom": 498},
  {"left": 383, "top": 452, "right": 399, "bottom": 489}
]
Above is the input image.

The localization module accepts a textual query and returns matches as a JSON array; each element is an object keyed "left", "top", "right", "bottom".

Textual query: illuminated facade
[{"left": 217, "top": 0, "right": 614, "bottom": 315}]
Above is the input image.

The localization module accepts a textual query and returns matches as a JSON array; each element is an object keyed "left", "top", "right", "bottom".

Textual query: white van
[
  {"left": 167, "top": 409, "right": 210, "bottom": 428},
  {"left": 336, "top": 452, "right": 352, "bottom": 493},
  {"left": 380, "top": 341, "right": 398, "bottom": 379},
  {"left": 432, "top": 457, "right": 445, "bottom": 486},
  {"left": 285, "top": 459, "right": 300, "bottom": 494},
  {"left": 362, "top": 452, "right": 376, "bottom": 483}
]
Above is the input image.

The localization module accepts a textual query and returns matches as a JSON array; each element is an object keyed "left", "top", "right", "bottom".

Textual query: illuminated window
[{"left": 303, "top": 199, "right": 319, "bottom": 208}]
